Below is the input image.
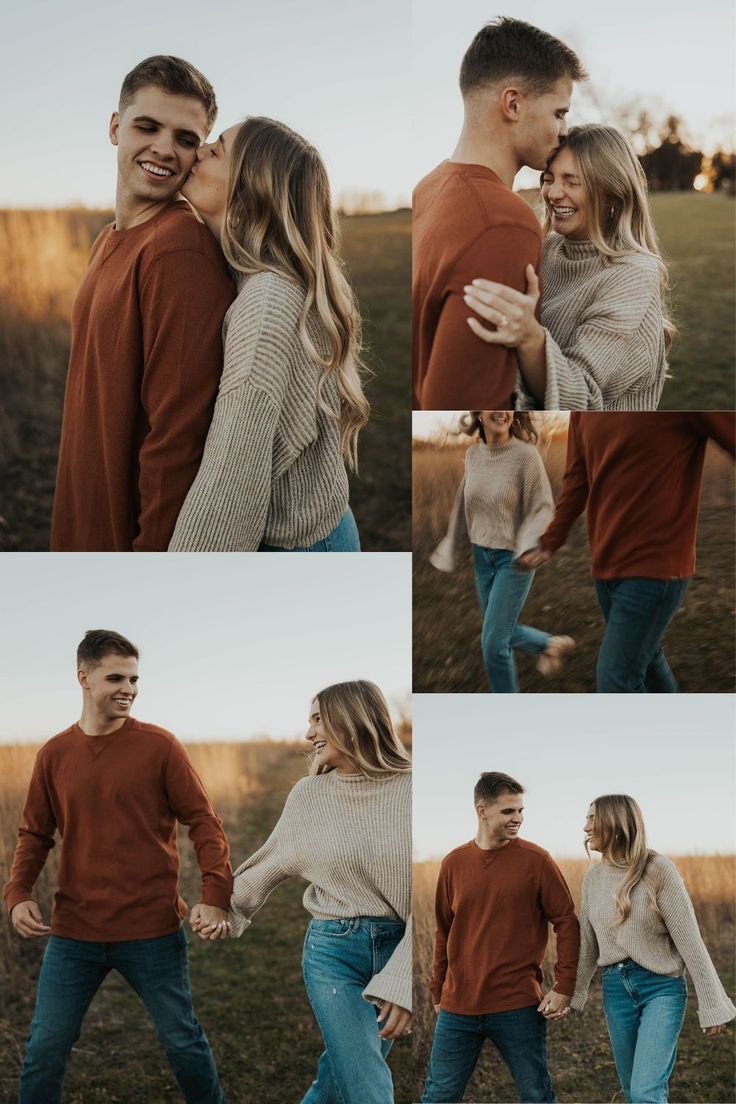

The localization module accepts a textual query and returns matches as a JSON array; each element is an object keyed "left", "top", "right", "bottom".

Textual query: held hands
[
  {"left": 189, "top": 902, "right": 230, "bottom": 941},
  {"left": 464, "top": 265, "right": 542, "bottom": 350},
  {"left": 703, "top": 1024, "right": 727, "bottom": 1036},
  {"left": 516, "top": 547, "right": 552, "bottom": 572},
  {"left": 538, "top": 989, "right": 571, "bottom": 1021},
  {"left": 377, "top": 1001, "right": 412, "bottom": 1040},
  {"left": 11, "top": 900, "right": 51, "bottom": 939}
]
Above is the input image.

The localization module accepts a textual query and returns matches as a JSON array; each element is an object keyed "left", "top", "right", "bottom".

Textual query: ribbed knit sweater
[
  {"left": 228, "top": 770, "right": 412, "bottom": 1010},
  {"left": 169, "top": 270, "right": 350, "bottom": 551},
  {"left": 570, "top": 855, "right": 736, "bottom": 1029},
  {"left": 430, "top": 437, "right": 553, "bottom": 572},
  {"left": 517, "top": 236, "right": 667, "bottom": 411}
]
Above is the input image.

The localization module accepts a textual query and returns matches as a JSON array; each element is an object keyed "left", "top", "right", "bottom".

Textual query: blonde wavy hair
[
  {"left": 587, "top": 794, "right": 660, "bottom": 924},
  {"left": 541, "top": 124, "right": 676, "bottom": 348},
  {"left": 459, "top": 411, "right": 540, "bottom": 445},
  {"left": 309, "top": 680, "right": 411, "bottom": 778},
  {"left": 222, "top": 117, "right": 369, "bottom": 470}
]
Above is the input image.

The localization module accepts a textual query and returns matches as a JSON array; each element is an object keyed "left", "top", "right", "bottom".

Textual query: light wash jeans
[
  {"left": 595, "top": 577, "right": 690, "bottom": 693},
  {"left": 601, "top": 959, "right": 687, "bottom": 1103},
  {"left": 19, "top": 930, "right": 225, "bottom": 1104},
  {"left": 259, "top": 508, "right": 360, "bottom": 552},
  {"left": 472, "top": 546, "right": 551, "bottom": 693},
  {"left": 301, "top": 916, "right": 406, "bottom": 1104},
  {"left": 421, "top": 1005, "right": 555, "bottom": 1103}
]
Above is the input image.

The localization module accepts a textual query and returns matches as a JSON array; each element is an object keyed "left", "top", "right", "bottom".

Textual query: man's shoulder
[
  {"left": 441, "top": 840, "right": 475, "bottom": 867},
  {"left": 37, "top": 724, "right": 79, "bottom": 759},
  {"left": 416, "top": 162, "right": 540, "bottom": 235},
  {"left": 515, "top": 837, "right": 554, "bottom": 863},
  {"left": 128, "top": 718, "right": 179, "bottom": 750},
  {"left": 143, "top": 202, "right": 226, "bottom": 265}
]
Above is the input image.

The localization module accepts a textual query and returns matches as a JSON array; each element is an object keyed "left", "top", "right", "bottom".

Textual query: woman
[
  {"left": 195, "top": 681, "right": 411, "bottom": 1104},
  {"left": 570, "top": 794, "right": 735, "bottom": 1103},
  {"left": 430, "top": 410, "right": 574, "bottom": 692},
  {"left": 169, "top": 117, "right": 369, "bottom": 551},
  {"left": 464, "top": 124, "right": 673, "bottom": 410}
]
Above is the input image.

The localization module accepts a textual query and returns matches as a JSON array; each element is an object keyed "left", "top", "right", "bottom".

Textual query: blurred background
[
  {"left": 412, "top": 0, "right": 736, "bottom": 410},
  {"left": 412, "top": 693, "right": 736, "bottom": 1103},
  {"left": 0, "top": 0, "right": 411, "bottom": 550}
]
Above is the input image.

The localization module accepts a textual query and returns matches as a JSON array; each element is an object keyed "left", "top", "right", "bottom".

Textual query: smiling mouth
[
  {"left": 112, "top": 697, "right": 132, "bottom": 706},
  {"left": 139, "top": 161, "right": 175, "bottom": 181},
  {"left": 551, "top": 205, "right": 577, "bottom": 217},
  {"left": 313, "top": 741, "right": 327, "bottom": 751}
]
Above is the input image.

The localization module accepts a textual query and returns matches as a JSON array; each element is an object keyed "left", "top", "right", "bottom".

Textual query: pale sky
[
  {"left": 0, "top": 554, "right": 411, "bottom": 743},
  {"left": 413, "top": 0, "right": 735, "bottom": 190},
  {"left": 413, "top": 695, "right": 736, "bottom": 858},
  {"left": 0, "top": 0, "right": 410, "bottom": 209}
]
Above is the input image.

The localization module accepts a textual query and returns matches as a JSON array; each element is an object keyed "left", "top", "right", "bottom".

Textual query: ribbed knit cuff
[
  {"left": 697, "top": 996, "right": 736, "bottom": 1030},
  {"left": 363, "top": 969, "right": 412, "bottom": 1013}
]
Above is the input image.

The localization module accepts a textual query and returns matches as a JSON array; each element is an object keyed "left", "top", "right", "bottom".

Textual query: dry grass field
[
  {"left": 0, "top": 206, "right": 410, "bottom": 552},
  {"left": 413, "top": 428, "right": 736, "bottom": 693},
  {"left": 413, "top": 855, "right": 736, "bottom": 1103},
  {"left": 0, "top": 739, "right": 412, "bottom": 1104}
]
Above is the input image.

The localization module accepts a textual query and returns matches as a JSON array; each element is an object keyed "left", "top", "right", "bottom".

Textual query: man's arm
[
  {"left": 539, "top": 852, "right": 580, "bottom": 1001},
  {"left": 428, "top": 861, "right": 454, "bottom": 1009},
  {"left": 690, "top": 412, "right": 736, "bottom": 457},
  {"left": 3, "top": 753, "right": 56, "bottom": 936},
  {"left": 539, "top": 413, "right": 590, "bottom": 554},
  {"left": 134, "top": 247, "right": 234, "bottom": 551},
  {"left": 420, "top": 226, "right": 540, "bottom": 410}
]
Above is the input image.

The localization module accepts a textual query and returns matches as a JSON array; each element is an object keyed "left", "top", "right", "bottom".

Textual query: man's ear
[
  {"left": 109, "top": 111, "right": 120, "bottom": 147},
  {"left": 77, "top": 667, "right": 88, "bottom": 690},
  {"left": 500, "top": 87, "right": 523, "bottom": 122}
]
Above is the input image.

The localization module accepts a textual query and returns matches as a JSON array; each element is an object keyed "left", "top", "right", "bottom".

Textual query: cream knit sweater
[
  {"left": 570, "top": 854, "right": 736, "bottom": 1029},
  {"left": 516, "top": 235, "right": 667, "bottom": 411},
  {"left": 169, "top": 270, "right": 350, "bottom": 551},
  {"left": 430, "top": 438, "right": 554, "bottom": 572},
  {"left": 228, "top": 770, "right": 412, "bottom": 1010}
]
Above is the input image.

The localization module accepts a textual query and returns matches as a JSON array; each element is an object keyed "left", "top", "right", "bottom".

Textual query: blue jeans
[
  {"left": 259, "top": 508, "right": 360, "bottom": 552},
  {"left": 422, "top": 1006, "right": 555, "bottom": 1103},
  {"left": 602, "top": 959, "right": 688, "bottom": 1103},
  {"left": 473, "top": 546, "right": 551, "bottom": 693},
  {"left": 301, "top": 916, "right": 406, "bottom": 1104},
  {"left": 595, "top": 578, "right": 690, "bottom": 693},
  {"left": 19, "top": 931, "right": 225, "bottom": 1104}
]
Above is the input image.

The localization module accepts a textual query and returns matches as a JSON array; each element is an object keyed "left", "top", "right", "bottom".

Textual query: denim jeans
[
  {"left": 259, "top": 508, "right": 361, "bottom": 552},
  {"left": 301, "top": 916, "right": 406, "bottom": 1104},
  {"left": 472, "top": 546, "right": 550, "bottom": 693},
  {"left": 595, "top": 577, "right": 690, "bottom": 693},
  {"left": 19, "top": 930, "right": 225, "bottom": 1104},
  {"left": 601, "top": 959, "right": 688, "bottom": 1103},
  {"left": 421, "top": 1005, "right": 555, "bottom": 1103}
]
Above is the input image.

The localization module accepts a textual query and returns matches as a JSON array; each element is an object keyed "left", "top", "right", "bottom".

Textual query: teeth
[
  {"left": 553, "top": 206, "right": 577, "bottom": 215},
  {"left": 141, "top": 162, "right": 173, "bottom": 177}
]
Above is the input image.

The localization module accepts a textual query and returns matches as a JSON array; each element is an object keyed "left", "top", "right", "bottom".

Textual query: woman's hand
[
  {"left": 377, "top": 1001, "right": 412, "bottom": 1039},
  {"left": 464, "top": 265, "right": 542, "bottom": 350},
  {"left": 703, "top": 1024, "right": 726, "bottom": 1035},
  {"left": 189, "top": 902, "right": 230, "bottom": 940}
]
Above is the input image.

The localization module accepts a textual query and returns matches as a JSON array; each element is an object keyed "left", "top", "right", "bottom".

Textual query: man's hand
[
  {"left": 433, "top": 1003, "right": 441, "bottom": 1015},
  {"left": 377, "top": 1001, "right": 412, "bottom": 1039},
  {"left": 189, "top": 903, "right": 229, "bottom": 941},
  {"left": 11, "top": 900, "right": 51, "bottom": 939},
  {"left": 538, "top": 990, "right": 571, "bottom": 1021},
  {"left": 516, "top": 548, "right": 552, "bottom": 572}
]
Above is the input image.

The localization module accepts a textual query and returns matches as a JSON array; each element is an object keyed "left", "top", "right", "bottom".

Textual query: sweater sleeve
[
  {"left": 540, "top": 853, "right": 580, "bottom": 996},
  {"left": 515, "top": 448, "right": 555, "bottom": 558},
  {"left": 227, "top": 787, "right": 298, "bottom": 937},
  {"left": 540, "top": 414, "right": 589, "bottom": 553},
  {"left": 2, "top": 752, "right": 57, "bottom": 915},
  {"left": 656, "top": 859, "right": 736, "bottom": 1029},
  {"left": 134, "top": 248, "right": 234, "bottom": 551},
  {"left": 428, "top": 860, "right": 454, "bottom": 1005},
  {"left": 540, "top": 258, "right": 664, "bottom": 410},
  {"left": 164, "top": 740, "right": 233, "bottom": 911},
  {"left": 363, "top": 915, "right": 413, "bottom": 1012},
  {"left": 429, "top": 476, "right": 466, "bottom": 573},
  {"left": 169, "top": 275, "right": 294, "bottom": 552},
  {"left": 570, "top": 870, "right": 600, "bottom": 1011}
]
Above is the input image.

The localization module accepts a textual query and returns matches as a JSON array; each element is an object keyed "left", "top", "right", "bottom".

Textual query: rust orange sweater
[
  {"left": 412, "top": 161, "right": 542, "bottom": 410},
  {"left": 429, "top": 838, "right": 580, "bottom": 1015},
  {"left": 541, "top": 412, "right": 736, "bottom": 578},
  {"left": 51, "top": 201, "right": 235, "bottom": 551},
  {"left": 2, "top": 717, "right": 233, "bottom": 941}
]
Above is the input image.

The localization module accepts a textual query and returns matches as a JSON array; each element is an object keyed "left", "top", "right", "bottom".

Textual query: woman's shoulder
[{"left": 229, "top": 269, "right": 306, "bottom": 322}]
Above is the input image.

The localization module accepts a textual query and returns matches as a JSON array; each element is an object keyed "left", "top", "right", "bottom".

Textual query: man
[
  {"left": 519, "top": 412, "right": 736, "bottom": 692},
  {"left": 421, "top": 772, "right": 579, "bottom": 1104},
  {"left": 3, "top": 630, "right": 232, "bottom": 1103},
  {"left": 413, "top": 18, "right": 586, "bottom": 410},
  {"left": 51, "top": 56, "right": 235, "bottom": 551}
]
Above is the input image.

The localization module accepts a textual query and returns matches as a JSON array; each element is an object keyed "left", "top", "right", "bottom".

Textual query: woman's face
[
  {"left": 541, "top": 146, "right": 591, "bottom": 242},
  {"left": 181, "top": 122, "right": 240, "bottom": 222},
  {"left": 306, "top": 697, "right": 353, "bottom": 773},
  {"left": 480, "top": 411, "right": 513, "bottom": 440},
  {"left": 584, "top": 803, "right": 601, "bottom": 852}
]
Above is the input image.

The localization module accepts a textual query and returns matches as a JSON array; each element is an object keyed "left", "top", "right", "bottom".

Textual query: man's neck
[
  {"left": 114, "top": 189, "right": 177, "bottom": 231},
  {"left": 450, "top": 123, "right": 520, "bottom": 190},
  {"left": 78, "top": 710, "right": 128, "bottom": 737},
  {"left": 475, "top": 829, "right": 511, "bottom": 852}
]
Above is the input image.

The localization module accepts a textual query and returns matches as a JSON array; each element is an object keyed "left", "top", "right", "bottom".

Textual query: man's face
[
  {"left": 78, "top": 653, "right": 139, "bottom": 722},
  {"left": 478, "top": 791, "right": 524, "bottom": 844},
  {"left": 109, "top": 85, "right": 210, "bottom": 209},
  {"left": 516, "top": 77, "right": 572, "bottom": 171}
]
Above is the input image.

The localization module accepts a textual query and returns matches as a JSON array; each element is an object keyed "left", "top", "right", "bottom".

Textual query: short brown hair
[
  {"left": 119, "top": 55, "right": 217, "bottom": 129},
  {"left": 474, "top": 772, "right": 524, "bottom": 806},
  {"left": 77, "top": 630, "right": 139, "bottom": 672},
  {"left": 460, "top": 18, "right": 586, "bottom": 99}
]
